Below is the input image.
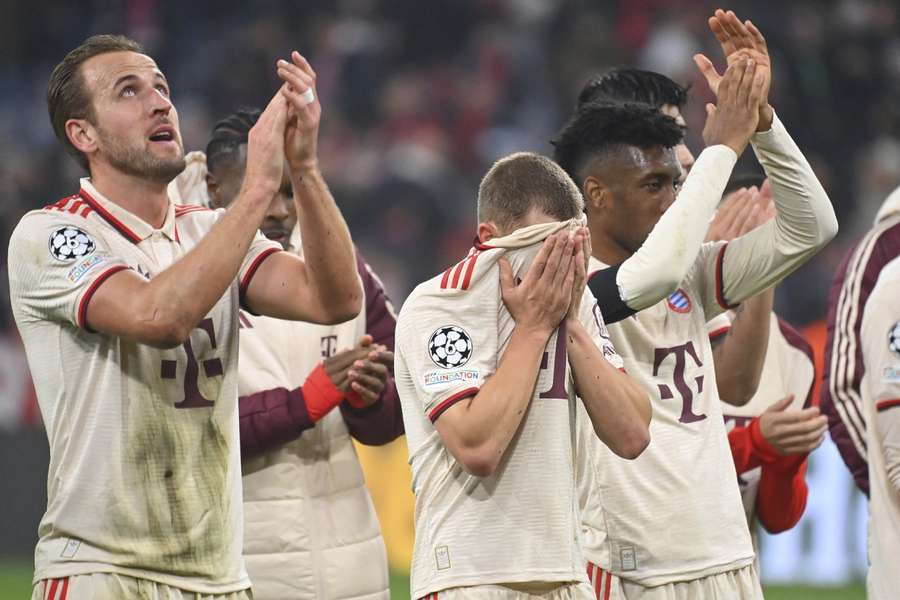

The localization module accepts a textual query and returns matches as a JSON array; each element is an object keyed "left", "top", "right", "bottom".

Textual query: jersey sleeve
[
  {"left": 237, "top": 228, "right": 284, "bottom": 312},
  {"left": 7, "top": 212, "right": 130, "bottom": 329},
  {"left": 578, "top": 287, "right": 625, "bottom": 371},
  {"left": 862, "top": 274, "right": 900, "bottom": 491},
  {"left": 395, "top": 291, "right": 498, "bottom": 423},
  {"left": 694, "top": 114, "right": 838, "bottom": 313}
]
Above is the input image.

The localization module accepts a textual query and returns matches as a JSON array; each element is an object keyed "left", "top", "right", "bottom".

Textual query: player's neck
[
  {"left": 588, "top": 229, "right": 632, "bottom": 267},
  {"left": 88, "top": 163, "right": 170, "bottom": 229}
]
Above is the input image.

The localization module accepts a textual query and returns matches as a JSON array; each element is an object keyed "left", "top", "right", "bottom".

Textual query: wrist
[
  {"left": 750, "top": 417, "right": 781, "bottom": 462},
  {"left": 288, "top": 159, "right": 321, "bottom": 181},
  {"left": 515, "top": 322, "right": 555, "bottom": 345}
]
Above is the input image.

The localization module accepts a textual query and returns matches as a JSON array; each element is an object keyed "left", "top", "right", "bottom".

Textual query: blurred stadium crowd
[{"left": 0, "top": 0, "right": 897, "bottom": 453}]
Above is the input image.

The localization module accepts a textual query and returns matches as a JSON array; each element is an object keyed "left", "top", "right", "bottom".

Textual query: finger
[
  {"left": 738, "top": 57, "right": 757, "bottom": 105},
  {"left": 281, "top": 86, "right": 317, "bottom": 117},
  {"left": 765, "top": 395, "right": 795, "bottom": 413},
  {"left": 355, "top": 359, "right": 389, "bottom": 378},
  {"left": 728, "top": 11, "right": 756, "bottom": 50},
  {"left": 524, "top": 236, "right": 556, "bottom": 286},
  {"left": 748, "top": 67, "right": 766, "bottom": 111},
  {"left": 277, "top": 60, "right": 314, "bottom": 92},
  {"left": 369, "top": 350, "right": 395, "bottom": 366},
  {"left": 348, "top": 370, "right": 386, "bottom": 395},
  {"left": 550, "top": 234, "right": 576, "bottom": 290},
  {"left": 760, "top": 178, "right": 773, "bottom": 199},
  {"left": 693, "top": 54, "right": 722, "bottom": 93},
  {"left": 721, "top": 10, "right": 745, "bottom": 46},
  {"left": 498, "top": 257, "right": 516, "bottom": 297},
  {"left": 356, "top": 334, "right": 374, "bottom": 349},
  {"left": 709, "top": 13, "right": 737, "bottom": 56},
  {"left": 540, "top": 233, "right": 566, "bottom": 288},
  {"left": 745, "top": 20, "right": 769, "bottom": 55},
  {"left": 291, "top": 51, "right": 317, "bottom": 80},
  {"left": 350, "top": 380, "right": 380, "bottom": 403}
]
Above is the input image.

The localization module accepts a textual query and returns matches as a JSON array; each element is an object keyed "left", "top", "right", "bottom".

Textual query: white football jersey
[
  {"left": 716, "top": 311, "right": 815, "bottom": 550},
  {"left": 860, "top": 256, "right": 900, "bottom": 600},
  {"left": 578, "top": 250, "right": 755, "bottom": 586},
  {"left": 7, "top": 178, "right": 281, "bottom": 593},
  {"left": 396, "top": 220, "right": 622, "bottom": 599}
]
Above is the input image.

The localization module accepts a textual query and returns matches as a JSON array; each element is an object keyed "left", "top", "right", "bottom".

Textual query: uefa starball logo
[
  {"left": 48, "top": 226, "right": 95, "bottom": 261},
  {"left": 428, "top": 325, "right": 473, "bottom": 368},
  {"left": 889, "top": 321, "right": 900, "bottom": 358}
]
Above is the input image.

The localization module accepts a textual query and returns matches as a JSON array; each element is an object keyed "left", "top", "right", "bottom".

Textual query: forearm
[
  {"left": 611, "top": 146, "right": 738, "bottom": 313},
  {"left": 437, "top": 326, "right": 550, "bottom": 472},
  {"left": 340, "top": 378, "right": 405, "bottom": 446},
  {"left": 719, "top": 114, "right": 838, "bottom": 306},
  {"left": 757, "top": 457, "right": 808, "bottom": 533},
  {"left": 291, "top": 167, "right": 361, "bottom": 315},
  {"left": 567, "top": 318, "right": 651, "bottom": 458},
  {"left": 713, "top": 289, "right": 773, "bottom": 406},
  {"left": 239, "top": 386, "right": 317, "bottom": 458}
]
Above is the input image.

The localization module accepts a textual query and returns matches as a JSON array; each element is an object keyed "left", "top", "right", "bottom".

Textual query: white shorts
[
  {"left": 420, "top": 581, "right": 595, "bottom": 599},
  {"left": 586, "top": 562, "right": 763, "bottom": 600},
  {"left": 32, "top": 573, "right": 252, "bottom": 600}
]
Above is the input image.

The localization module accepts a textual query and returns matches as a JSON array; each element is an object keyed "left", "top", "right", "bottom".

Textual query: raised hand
[
  {"left": 566, "top": 227, "right": 590, "bottom": 320},
  {"left": 347, "top": 337, "right": 394, "bottom": 407},
  {"left": 694, "top": 9, "right": 773, "bottom": 130},
  {"left": 499, "top": 231, "right": 577, "bottom": 337},
  {"left": 242, "top": 90, "right": 289, "bottom": 195},
  {"left": 705, "top": 181, "right": 776, "bottom": 243},
  {"left": 759, "top": 396, "right": 828, "bottom": 456},
  {"left": 701, "top": 58, "right": 766, "bottom": 156},
  {"left": 277, "top": 51, "right": 322, "bottom": 172}
]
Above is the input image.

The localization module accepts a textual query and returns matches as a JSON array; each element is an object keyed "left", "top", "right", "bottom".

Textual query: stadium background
[{"left": 0, "top": 0, "right": 895, "bottom": 597}]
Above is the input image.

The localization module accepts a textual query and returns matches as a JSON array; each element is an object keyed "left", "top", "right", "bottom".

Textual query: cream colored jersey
[
  {"left": 860, "top": 256, "right": 900, "bottom": 600},
  {"left": 7, "top": 178, "right": 281, "bottom": 594},
  {"left": 578, "top": 250, "right": 754, "bottom": 585},
  {"left": 715, "top": 311, "right": 815, "bottom": 549},
  {"left": 396, "top": 220, "right": 622, "bottom": 599},
  {"left": 578, "top": 113, "right": 835, "bottom": 587}
]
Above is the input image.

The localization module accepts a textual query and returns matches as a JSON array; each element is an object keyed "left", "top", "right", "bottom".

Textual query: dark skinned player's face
[
  {"left": 207, "top": 146, "right": 298, "bottom": 250},
  {"left": 600, "top": 145, "right": 682, "bottom": 255}
]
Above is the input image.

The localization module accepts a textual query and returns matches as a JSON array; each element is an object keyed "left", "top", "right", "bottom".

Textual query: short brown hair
[
  {"left": 477, "top": 152, "right": 584, "bottom": 232},
  {"left": 47, "top": 34, "right": 144, "bottom": 170}
]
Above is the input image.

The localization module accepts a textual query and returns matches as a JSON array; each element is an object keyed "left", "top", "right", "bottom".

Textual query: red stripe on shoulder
[
  {"left": 43, "top": 195, "right": 79, "bottom": 211},
  {"left": 876, "top": 399, "right": 900, "bottom": 412},
  {"left": 461, "top": 251, "right": 481, "bottom": 290},
  {"left": 174, "top": 204, "right": 212, "bottom": 217},
  {"left": 440, "top": 266, "right": 453, "bottom": 289},
  {"left": 77, "top": 265, "right": 130, "bottom": 330},
  {"left": 429, "top": 386, "right": 479, "bottom": 423}
]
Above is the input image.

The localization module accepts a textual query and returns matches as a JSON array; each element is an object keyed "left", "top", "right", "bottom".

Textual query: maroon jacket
[{"left": 239, "top": 251, "right": 403, "bottom": 457}]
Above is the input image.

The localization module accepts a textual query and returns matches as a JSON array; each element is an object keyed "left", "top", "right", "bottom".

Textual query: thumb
[
  {"left": 694, "top": 53, "right": 721, "bottom": 91},
  {"left": 705, "top": 103, "right": 717, "bottom": 118},
  {"left": 357, "top": 334, "right": 374, "bottom": 348},
  {"left": 766, "top": 395, "right": 794, "bottom": 413},
  {"left": 499, "top": 258, "right": 515, "bottom": 295}
]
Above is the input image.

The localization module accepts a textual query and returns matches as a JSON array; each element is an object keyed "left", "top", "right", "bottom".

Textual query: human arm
[
  {"left": 569, "top": 235, "right": 650, "bottom": 458},
  {"left": 588, "top": 60, "right": 763, "bottom": 322},
  {"left": 708, "top": 186, "right": 778, "bottom": 406},
  {"left": 242, "top": 52, "right": 362, "bottom": 324},
  {"left": 83, "top": 92, "right": 288, "bottom": 347},
  {"left": 434, "top": 232, "right": 578, "bottom": 477},
  {"left": 340, "top": 253, "right": 404, "bottom": 445}
]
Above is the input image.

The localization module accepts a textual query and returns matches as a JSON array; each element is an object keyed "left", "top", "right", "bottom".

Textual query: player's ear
[
  {"left": 477, "top": 222, "right": 499, "bottom": 243},
  {"left": 65, "top": 118, "right": 98, "bottom": 158},
  {"left": 583, "top": 176, "right": 608, "bottom": 212},
  {"left": 205, "top": 172, "right": 224, "bottom": 210}
]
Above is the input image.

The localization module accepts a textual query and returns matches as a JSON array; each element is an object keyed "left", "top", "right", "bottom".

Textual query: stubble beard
[{"left": 100, "top": 128, "right": 186, "bottom": 183}]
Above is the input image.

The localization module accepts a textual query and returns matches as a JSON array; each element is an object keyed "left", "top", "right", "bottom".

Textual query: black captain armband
[{"left": 587, "top": 265, "right": 636, "bottom": 325}]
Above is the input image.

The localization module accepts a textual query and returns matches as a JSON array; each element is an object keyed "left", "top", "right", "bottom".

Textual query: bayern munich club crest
[
  {"left": 666, "top": 289, "right": 692, "bottom": 313},
  {"left": 48, "top": 226, "right": 95, "bottom": 261},
  {"left": 428, "top": 325, "right": 473, "bottom": 369}
]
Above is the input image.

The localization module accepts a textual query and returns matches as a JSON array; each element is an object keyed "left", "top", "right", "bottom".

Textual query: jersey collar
[{"left": 78, "top": 178, "right": 178, "bottom": 244}]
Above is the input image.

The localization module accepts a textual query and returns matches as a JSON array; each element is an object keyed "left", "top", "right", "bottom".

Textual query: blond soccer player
[
  {"left": 9, "top": 37, "right": 361, "bottom": 599},
  {"left": 396, "top": 152, "right": 652, "bottom": 600}
]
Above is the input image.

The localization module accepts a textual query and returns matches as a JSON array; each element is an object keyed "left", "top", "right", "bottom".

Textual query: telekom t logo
[{"left": 653, "top": 341, "right": 707, "bottom": 423}]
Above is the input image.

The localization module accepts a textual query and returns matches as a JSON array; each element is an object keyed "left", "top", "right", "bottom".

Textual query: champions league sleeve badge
[
  {"left": 428, "top": 325, "right": 473, "bottom": 368},
  {"left": 49, "top": 226, "right": 96, "bottom": 261}
]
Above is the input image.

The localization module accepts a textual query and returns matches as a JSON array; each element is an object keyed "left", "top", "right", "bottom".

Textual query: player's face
[
  {"left": 603, "top": 145, "right": 682, "bottom": 255},
  {"left": 80, "top": 51, "right": 185, "bottom": 182},
  {"left": 207, "top": 150, "right": 297, "bottom": 250},
  {"left": 660, "top": 104, "right": 694, "bottom": 175}
]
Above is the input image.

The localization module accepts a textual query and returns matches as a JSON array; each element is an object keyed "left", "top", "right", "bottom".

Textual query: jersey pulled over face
[
  {"left": 395, "top": 220, "right": 622, "bottom": 599},
  {"left": 7, "top": 179, "right": 280, "bottom": 594},
  {"left": 577, "top": 251, "right": 754, "bottom": 587}
]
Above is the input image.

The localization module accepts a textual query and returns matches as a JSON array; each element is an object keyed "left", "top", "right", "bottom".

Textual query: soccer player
[
  {"left": 202, "top": 108, "right": 403, "bottom": 599},
  {"left": 8, "top": 36, "right": 361, "bottom": 599},
  {"left": 554, "top": 10, "right": 837, "bottom": 599},
  {"left": 858, "top": 254, "right": 900, "bottom": 599},
  {"left": 395, "top": 152, "right": 651, "bottom": 599},
  {"left": 710, "top": 180, "right": 825, "bottom": 554},
  {"left": 579, "top": 67, "right": 771, "bottom": 406},
  {"left": 823, "top": 185, "right": 900, "bottom": 496}
]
